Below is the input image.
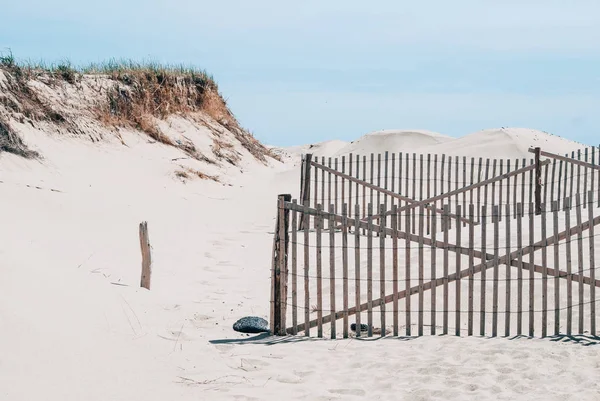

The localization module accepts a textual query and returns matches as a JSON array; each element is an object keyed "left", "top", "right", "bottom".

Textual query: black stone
[
  {"left": 232, "top": 316, "right": 270, "bottom": 334},
  {"left": 350, "top": 323, "right": 369, "bottom": 332}
]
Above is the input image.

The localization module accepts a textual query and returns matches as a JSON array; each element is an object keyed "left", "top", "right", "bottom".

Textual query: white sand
[
  {"left": 418, "top": 128, "right": 590, "bottom": 159},
  {"left": 334, "top": 129, "right": 453, "bottom": 158},
  {"left": 1, "top": 102, "right": 600, "bottom": 400},
  {"left": 283, "top": 128, "right": 591, "bottom": 161}
]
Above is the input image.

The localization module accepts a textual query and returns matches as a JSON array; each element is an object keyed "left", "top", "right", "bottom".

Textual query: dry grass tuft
[
  {"left": 174, "top": 166, "right": 219, "bottom": 183},
  {"left": 0, "top": 115, "right": 39, "bottom": 158}
]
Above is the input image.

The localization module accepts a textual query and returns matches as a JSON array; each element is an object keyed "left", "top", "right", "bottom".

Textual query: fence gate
[{"left": 271, "top": 147, "right": 600, "bottom": 339}]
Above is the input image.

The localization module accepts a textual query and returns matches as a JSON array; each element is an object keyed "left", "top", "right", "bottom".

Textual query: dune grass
[{"left": 0, "top": 50, "right": 276, "bottom": 163}]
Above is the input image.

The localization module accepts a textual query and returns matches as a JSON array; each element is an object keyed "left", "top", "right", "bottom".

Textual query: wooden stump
[{"left": 139, "top": 221, "right": 152, "bottom": 290}]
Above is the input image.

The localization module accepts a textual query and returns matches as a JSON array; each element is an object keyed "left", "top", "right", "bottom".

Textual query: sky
[{"left": 1, "top": 0, "right": 599, "bottom": 147}]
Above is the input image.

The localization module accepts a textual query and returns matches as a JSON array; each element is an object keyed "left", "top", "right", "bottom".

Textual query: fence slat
[
  {"left": 516, "top": 203, "right": 523, "bottom": 335},
  {"left": 363, "top": 156, "right": 367, "bottom": 235},
  {"left": 405, "top": 205, "right": 412, "bottom": 336},
  {"left": 491, "top": 159, "right": 497, "bottom": 208},
  {"left": 419, "top": 204, "right": 425, "bottom": 336},
  {"left": 558, "top": 160, "right": 563, "bottom": 210},
  {"left": 588, "top": 191, "right": 596, "bottom": 336},
  {"left": 477, "top": 157, "right": 483, "bottom": 222},
  {"left": 405, "top": 153, "right": 410, "bottom": 205},
  {"left": 592, "top": 149, "right": 596, "bottom": 208},
  {"left": 427, "top": 154, "right": 432, "bottom": 234},
  {"left": 443, "top": 204, "right": 450, "bottom": 335},
  {"left": 329, "top": 204, "right": 336, "bottom": 339},
  {"left": 413, "top": 153, "right": 418, "bottom": 232},
  {"left": 541, "top": 201, "right": 548, "bottom": 338},
  {"left": 380, "top": 204, "right": 387, "bottom": 337},
  {"left": 341, "top": 157, "right": 346, "bottom": 215},
  {"left": 456, "top": 204, "right": 463, "bottom": 336},
  {"left": 455, "top": 157, "right": 459, "bottom": 226},
  {"left": 569, "top": 152, "right": 575, "bottom": 203},
  {"left": 528, "top": 202, "right": 535, "bottom": 337},
  {"left": 314, "top": 158, "right": 318, "bottom": 228},
  {"left": 342, "top": 203, "right": 349, "bottom": 338},
  {"left": 544, "top": 158, "right": 549, "bottom": 205},
  {"left": 552, "top": 201, "right": 560, "bottom": 336},
  {"left": 565, "top": 197, "right": 573, "bottom": 335},
  {"left": 550, "top": 159, "right": 557, "bottom": 210},
  {"left": 384, "top": 152, "right": 389, "bottom": 226},
  {"left": 468, "top": 204, "right": 475, "bottom": 336},
  {"left": 323, "top": 157, "right": 328, "bottom": 212},
  {"left": 291, "top": 200, "right": 298, "bottom": 335},
  {"left": 505, "top": 203, "right": 511, "bottom": 337},
  {"left": 316, "top": 204, "right": 323, "bottom": 338},
  {"left": 521, "top": 158, "right": 527, "bottom": 209},
  {"left": 367, "top": 203, "right": 374, "bottom": 337},
  {"left": 349, "top": 154, "right": 353, "bottom": 219},
  {"left": 431, "top": 207, "right": 438, "bottom": 335},
  {"left": 399, "top": 153, "right": 404, "bottom": 232},
  {"left": 480, "top": 205, "right": 487, "bottom": 336},
  {"left": 376, "top": 155, "right": 381, "bottom": 218},
  {"left": 391, "top": 153, "right": 395, "bottom": 226},
  {"left": 354, "top": 204, "right": 362, "bottom": 337},
  {"left": 447, "top": 157, "right": 453, "bottom": 230},
  {"left": 392, "top": 205, "right": 399, "bottom": 337},
  {"left": 513, "top": 159, "right": 520, "bottom": 218},
  {"left": 583, "top": 150, "right": 587, "bottom": 208},
  {"left": 303, "top": 204, "right": 310, "bottom": 336},
  {"left": 470, "top": 157, "right": 475, "bottom": 209},
  {"left": 492, "top": 205, "right": 499, "bottom": 337},
  {"left": 563, "top": 159, "right": 568, "bottom": 209},
  {"left": 498, "top": 160, "right": 504, "bottom": 221},
  {"left": 575, "top": 194, "right": 584, "bottom": 335},
  {"left": 335, "top": 158, "right": 339, "bottom": 215},
  {"left": 462, "top": 157, "right": 467, "bottom": 226},
  {"left": 529, "top": 158, "right": 534, "bottom": 206},
  {"left": 441, "top": 154, "right": 446, "bottom": 197}
]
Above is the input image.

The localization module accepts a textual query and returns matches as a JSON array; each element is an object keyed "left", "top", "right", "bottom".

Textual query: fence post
[
  {"left": 139, "top": 221, "right": 152, "bottom": 290},
  {"left": 535, "top": 147, "right": 542, "bottom": 215},
  {"left": 272, "top": 194, "right": 292, "bottom": 335},
  {"left": 299, "top": 154, "right": 313, "bottom": 230}
]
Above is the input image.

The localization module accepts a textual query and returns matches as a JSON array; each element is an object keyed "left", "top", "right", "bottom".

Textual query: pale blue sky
[{"left": 2, "top": 0, "right": 599, "bottom": 146}]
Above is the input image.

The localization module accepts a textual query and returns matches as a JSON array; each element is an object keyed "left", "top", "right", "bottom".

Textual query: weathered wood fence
[
  {"left": 271, "top": 146, "right": 600, "bottom": 339},
  {"left": 298, "top": 146, "right": 600, "bottom": 234}
]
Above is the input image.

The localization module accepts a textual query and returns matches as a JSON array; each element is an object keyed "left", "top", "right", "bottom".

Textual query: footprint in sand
[
  {"left": 237, "top": 358, "right": 270, "bottom": 372},
  {"left": 214, "top": 344, "right": 234, "bottom": 353},
  {"left": 158, "top": 329, "right": 195, "bottom": 342},
  {"left": 232, "top": 396, "right": 260, "bottom": 401},
  {"left": 275, "top": 374, "right": 303, "bottom": 384},
  {"left": 189, "top": 314, "right": 213, "bottom": 329},
  {"left": 328, "top": 389, "right": 366, "bottom": 396}
]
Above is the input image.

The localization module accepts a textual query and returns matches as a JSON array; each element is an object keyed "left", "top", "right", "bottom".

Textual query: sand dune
[
  {"left": 282, "top": 128, "right": 592, "bottom": 161},
  {"left": 418, "top": 128, "right": 590, "bottom": 159},
  {"left": 333, "top": 129, "right": 453, "bottom": 158}
]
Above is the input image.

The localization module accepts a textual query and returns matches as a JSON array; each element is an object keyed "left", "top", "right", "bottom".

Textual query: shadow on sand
[
  {"left": 210, "top": 331, "right": 600, "bottom": 346},
  {"left": 209, "top": 332, "right": 420, "bottom": 346}
]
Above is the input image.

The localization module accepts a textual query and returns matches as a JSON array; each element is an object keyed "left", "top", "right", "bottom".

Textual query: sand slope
[
  {"left": 281, "top": 128, "right": 592, "bottom": 161},
  {"left": 333, "top": 129, "right": 452, "bottom": 158},
  {"left": 418, "top": 128, "right": 589, "bottom": 159},
  {"left": 2, "top": 124, "right": 600, "bottom": 400}
]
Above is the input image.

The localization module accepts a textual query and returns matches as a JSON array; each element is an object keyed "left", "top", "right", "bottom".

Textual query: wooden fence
[
  {"left": 299, "top": 146, "right": 600, "bottom": 234},
  {"left": 271, "top": 146, "right": 600, "bottom": 339}
]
